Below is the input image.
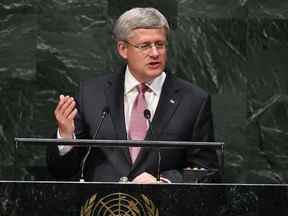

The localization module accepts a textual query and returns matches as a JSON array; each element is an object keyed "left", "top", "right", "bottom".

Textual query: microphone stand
[
  {"left": 80, "top": 107, "right": 109, "bottom": 182},
  {"left": 144, "top": 109, "right": 161, "bottom": 182}
]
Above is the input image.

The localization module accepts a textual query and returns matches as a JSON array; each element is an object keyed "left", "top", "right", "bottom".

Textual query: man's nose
[{"left": 149, "top": 45, "right": 160, "bottom": 57}]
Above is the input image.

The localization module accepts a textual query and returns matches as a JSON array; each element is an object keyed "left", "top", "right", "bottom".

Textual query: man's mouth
[{"left": 148, "top": 62, "right": 161, "bottom": 68}]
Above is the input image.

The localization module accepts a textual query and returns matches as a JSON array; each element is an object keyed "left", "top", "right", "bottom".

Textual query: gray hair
[{"left": 113, "top": 7, "right": 170, "bottom": 41}]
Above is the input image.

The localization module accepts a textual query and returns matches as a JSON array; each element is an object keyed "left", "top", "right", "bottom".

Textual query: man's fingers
[
  {"left": 60, "top": 96, "right": 74, "bottom": 115},
  {"left": 67, "top": 108, "right": 77, "bottom": 120},
  {"left": 132, "top": 172, "right": 157, "bottom": 184},
  {"left": 63, "top": 100, "right": 76, "bottom": 118},
  {"left": 56, "top": 96, "right": 74, "bottom": 116},
  {"left": 55, "top": 95, "right": 70, "bottom": 112},
  {"left": 54, "top": 95, "right": 76, "bottom": 125},
  {"left": 55, "top": 95, "right": 66, "bottom": 113}
]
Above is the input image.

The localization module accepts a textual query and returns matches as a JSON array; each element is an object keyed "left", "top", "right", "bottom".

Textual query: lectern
[
  {"left": 15, "top": 138, "right": 224, "bottom": 183},
  {"left": 3, "top": 138, "right": 285, "bottom": 215}
]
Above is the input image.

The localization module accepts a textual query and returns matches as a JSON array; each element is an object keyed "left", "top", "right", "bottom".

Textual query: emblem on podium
[{"left": 81, "top": 193, "right": 159, "bottom": 216}]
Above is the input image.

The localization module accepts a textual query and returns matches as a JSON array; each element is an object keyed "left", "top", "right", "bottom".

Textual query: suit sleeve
[{"left": 46, "top": 142, "right": 86, "bottom": 180}]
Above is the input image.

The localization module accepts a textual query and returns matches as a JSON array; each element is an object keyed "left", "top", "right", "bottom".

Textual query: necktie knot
[{"left": 137, "top": 83, "right": 149, "bottom": 94}]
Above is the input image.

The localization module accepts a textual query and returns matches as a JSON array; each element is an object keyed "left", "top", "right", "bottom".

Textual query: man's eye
[
  {"left": 155, "top": 42, "right": 165, "bottom": 48},
  {"left": 138, "top": 43, "right": 151, "bottom": 49}
]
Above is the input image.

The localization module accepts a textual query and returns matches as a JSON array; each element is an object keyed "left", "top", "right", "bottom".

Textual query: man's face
[{"left": 117, "top": 28, "right": 167, "bottom": 83}]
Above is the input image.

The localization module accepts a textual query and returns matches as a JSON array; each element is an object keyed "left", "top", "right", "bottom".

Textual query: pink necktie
[{"left": 128, "top": 83, "right": 149, "bottom": 163}]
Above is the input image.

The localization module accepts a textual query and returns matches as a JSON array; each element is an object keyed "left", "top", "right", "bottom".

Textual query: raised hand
[{"left": 54, "top": 95, "right": 77, "bottom": 138}]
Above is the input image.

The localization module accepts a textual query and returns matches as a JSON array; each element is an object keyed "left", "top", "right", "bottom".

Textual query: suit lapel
[
  {"left": 104, "top": 69, "right": 131, "bottom": 163},
  {"left": 104, "top": 72, "right": 127, "bottom": 140},
  {"left": 147, "top": 72, "right": 183, "bottom": 140}
]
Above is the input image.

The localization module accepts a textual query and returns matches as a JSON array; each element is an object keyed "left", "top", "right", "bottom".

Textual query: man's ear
[{"left": 117, "top": 41, "right": 128, "bottom": 60}]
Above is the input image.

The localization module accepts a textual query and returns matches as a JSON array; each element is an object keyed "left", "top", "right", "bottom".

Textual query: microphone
[
  {"left": 143, "top": 109, "right": 161, "bottom": 182},
  {"left": 92, "top": 107, "right": 110, "bottom": 139},
  {"left": 80, "top": 106, "right": 110, "bottom": 182},
  {"left": 144, "top": 109, "right": 151, "bottom": 121},
  {"left": 144, "top": 109, "right": 153, "bottom": 138}
]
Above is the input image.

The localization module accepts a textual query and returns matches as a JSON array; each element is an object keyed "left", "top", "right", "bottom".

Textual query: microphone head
[
  {"left": 103, "top": 106, "right": 110, "bottom": 114},
  {"left": 144, "top": 109, "right": 151, "bottom": 120},
  {"left": 101, "top": 106, "right": 110, "bottom": 117}
]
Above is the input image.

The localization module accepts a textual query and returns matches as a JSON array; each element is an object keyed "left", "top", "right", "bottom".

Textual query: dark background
[{"left": 0, "top": 0, "right": 287, "bottom": 183}]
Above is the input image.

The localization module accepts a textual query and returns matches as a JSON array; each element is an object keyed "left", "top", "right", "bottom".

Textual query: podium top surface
[
  {"left": 14, "top": 137, "right": 224, "bottom": 148},
  {"left": 0, "top": 180, "right": 287, "bottom": 187}
]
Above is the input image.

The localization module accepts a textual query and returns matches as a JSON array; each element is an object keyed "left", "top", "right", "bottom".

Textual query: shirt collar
[{"left": 124, "top": 66, "right": 166, "bottom": 96}]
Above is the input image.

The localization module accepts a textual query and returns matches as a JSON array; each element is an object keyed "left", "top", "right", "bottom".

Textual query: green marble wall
[{"left": 0, "top": 0, "right": 287, "bottom": 183}]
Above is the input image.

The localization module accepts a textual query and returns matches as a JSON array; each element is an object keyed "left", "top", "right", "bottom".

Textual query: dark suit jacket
[{"left": 47, "top": 68, "right": 219, "bottom": 182}]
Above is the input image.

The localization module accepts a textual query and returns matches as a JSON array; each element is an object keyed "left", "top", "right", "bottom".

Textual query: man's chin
[
  {"left": 147, "top": 65, "right": 164, "bottom": 74},
  {"left": 144, "top": 69, "right": 163, "bottom": 81}
]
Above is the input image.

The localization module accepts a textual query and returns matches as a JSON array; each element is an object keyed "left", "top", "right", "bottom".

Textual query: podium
[
  {"left": 0, "top": 138, "right": 286, "bottom": 215},
  {"left": 14, "top": 138, "right": 224, "bottom": 183},
  {"left": 0, "top": 181, "right": 287, "bottom": 215}
]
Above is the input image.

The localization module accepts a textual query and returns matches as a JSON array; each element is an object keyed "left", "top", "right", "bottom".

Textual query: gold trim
[
  {"left": 81, "top": 193, "right": 159, "bottom": 216},
  {"left": 81, "top": 194, "right": 97, "bottom": 216}
]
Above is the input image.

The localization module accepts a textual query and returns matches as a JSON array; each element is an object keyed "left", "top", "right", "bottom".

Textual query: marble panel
[
  {"left": 0, "top": 0, "right": 37, "bottom": 179},
  {"left": 178, "top": 0, "right": 248, "bottom": 18},
  {"left": 0, "top": 0, "right": 287, "bottom": 184},
  {"left": 246, "top": 19, "right": 288, "bottom": 183},
  {"left": 248, "top": 0, "right": 288, "bottom": 18}
]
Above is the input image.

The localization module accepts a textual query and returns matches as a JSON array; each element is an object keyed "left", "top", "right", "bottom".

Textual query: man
[{"left": 47, "top": 7, "right": 219, "bottom": 183}]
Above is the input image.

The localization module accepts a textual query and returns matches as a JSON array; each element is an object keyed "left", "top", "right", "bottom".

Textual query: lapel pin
[{"left": 169, "top": 99, "right": 175, "bottom": 104}]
